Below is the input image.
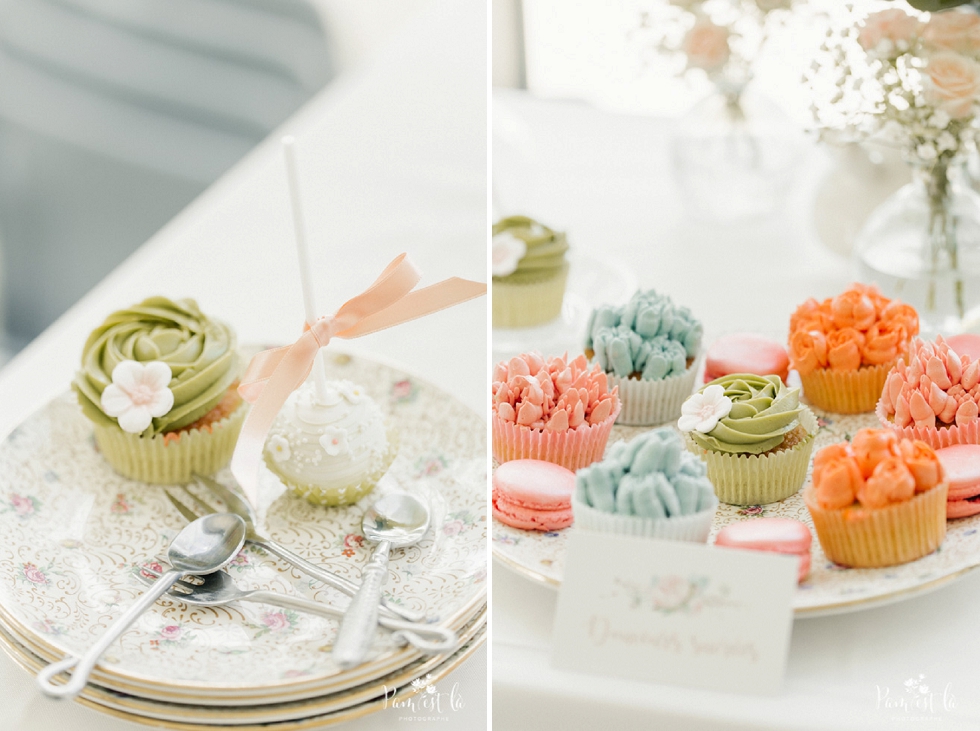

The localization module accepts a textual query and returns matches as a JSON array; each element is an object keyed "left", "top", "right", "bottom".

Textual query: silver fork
[
  {"left": 164, "top": 474, "right": 423, "bottom": 623},
  {"left": 136, "top": 562, "right": 456, "bottom": 654}
]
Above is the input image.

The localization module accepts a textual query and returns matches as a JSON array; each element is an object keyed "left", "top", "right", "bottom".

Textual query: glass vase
[
  {"left": 855, "top": 161, "right": 980, "bottom": 337},
  {"left": 670, "top": 84, "right": 801, "bottom": 221}
]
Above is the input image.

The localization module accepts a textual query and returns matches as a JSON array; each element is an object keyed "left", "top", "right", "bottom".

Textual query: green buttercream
[
  {"left": 690, "top": 374, "right": 803, "bottom": 455},
  {"left": 72, "top": 297, "right": 239, "bottom": 437},
  {"left": 492, "top": 215, "right": 568, "bottom": 283}
]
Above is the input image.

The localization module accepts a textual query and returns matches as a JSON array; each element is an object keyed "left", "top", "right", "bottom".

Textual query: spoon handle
[
  {"left": 332, "top": 540, "right": 390, "bottom": 670},
  {"left": 247, "top": 591, "right": 458, "bottom": 653},
  {"left": 36, "top": 570, "right": 183, "bottom": 699},
  {"left": 255, "top": 537, "right": 423, "bottom": 623}
]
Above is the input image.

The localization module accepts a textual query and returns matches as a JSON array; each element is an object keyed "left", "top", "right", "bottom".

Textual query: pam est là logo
[
  {"left": 876, "top": 673, "right": 955, "bottom": 721},
  {"left": 382, "top": 673, "right": 463, "bottom": 722}
]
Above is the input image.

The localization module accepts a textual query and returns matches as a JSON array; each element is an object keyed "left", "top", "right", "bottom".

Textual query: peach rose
[
  {"left": 858, "top": 9, "right": 921, "bottom": 55},
  {"left": 790, "top": 298, "right": 833, "bottom": 335},
  {"left": 850, "top": 428, "right": 900, "bottom": 478},
  {"left": 826, "top": 328, "right": 866, "bottom": 371},
  {"left": 831, "top": 289, "right": 877, "bottom": 331},
  {"left": 899, "top": 440, "right": 944, "bottom": 492},
  {"left": 789, "top": 329, "right": 828, "bottom": 375},
  {"left": 683, "top": 19, "right": 730, "bottom": 72},
  {"left": 812, "top": 444, "right": 864, "bottom": 510},
  {"left": 923, "top": 10, "right": 980, "bottom": 54},
  {"left": 858, "top": 456, "right": 916, "bottom": 509},
  {"left": 880, "top": 300, "right": 919, "bottom": 339},
  {"left": 924, "top": 51, "right": 980, "bottom": 120},
  {"left": 862, "top": 320, "right": 907, "bottom": 366}
]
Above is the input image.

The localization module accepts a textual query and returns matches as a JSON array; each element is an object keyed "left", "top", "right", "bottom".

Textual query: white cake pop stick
[{"left": 282, "top": 135, "right": 331, "bottom": 404}]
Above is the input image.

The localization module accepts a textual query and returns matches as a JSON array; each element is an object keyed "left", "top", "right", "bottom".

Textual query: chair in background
[{"left": 0, "top": 0, "right": 334, "bottom": 347}]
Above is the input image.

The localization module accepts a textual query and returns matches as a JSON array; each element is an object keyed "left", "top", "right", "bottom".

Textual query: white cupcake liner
[
  {"left": 607, "top": 359, "right": 699, "bottom": 426},
  {"left": 571, "top": 494, "right": 718, "bottom": 541}
]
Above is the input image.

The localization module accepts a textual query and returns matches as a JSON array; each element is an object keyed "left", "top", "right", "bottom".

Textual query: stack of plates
[{"left": 0, "top": 355, "right": 487, "bottom": 728}]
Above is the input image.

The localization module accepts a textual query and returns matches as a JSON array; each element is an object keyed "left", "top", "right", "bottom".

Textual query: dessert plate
[
  {"left": 0, "top": 353, "right": 486, "bottom": 702},
  {"left": 493, "top": 408, "right": 980, "bottom": 618},
  {"left": 0, "top": 614, "right": 486, "bottom": 730}
]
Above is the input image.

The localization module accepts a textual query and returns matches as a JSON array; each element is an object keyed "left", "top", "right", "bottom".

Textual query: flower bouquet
[{"left": 808, "top": 2, "right": 980, "bottom": 334}]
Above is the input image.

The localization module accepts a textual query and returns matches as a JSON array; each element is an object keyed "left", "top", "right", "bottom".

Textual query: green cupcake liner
[
  {"left": 684, "top": 409, "right": 817, "bottom": 506},
  {"left": 492, "top": 263, "right": 569, "bottom": 328},
  {"left": 93, "top": 400, "right": 248, "bottom": 485}
]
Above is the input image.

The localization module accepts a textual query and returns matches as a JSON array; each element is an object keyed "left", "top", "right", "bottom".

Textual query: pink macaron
[
  {"left": 713, "top": 518, "right": 812, "bottom": 583},
  {"left": 936, "top": 444, "right": 980, "bottom": 519},
  {"left": 492, "top": 459, "right": 576, "bottom": 531},
  {"left": 946, "top": 334, "right": 980, "bottom": 362},
  {"left": 704, "top": 333, "right": 790, "bottom": 384}
]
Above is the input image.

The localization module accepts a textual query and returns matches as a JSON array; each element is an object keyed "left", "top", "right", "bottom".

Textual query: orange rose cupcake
[
  {"left": 803, "top": 429, "right": 948, "bottom": 568},
  {"left": 877, "top": 335, "right": 980, "bottom": 449},
  {"left": 492, "top": 352, "right": 621, "bottom": 471},
  {"left": 788, "top": 284, "right": 918, "bottom": 414}
]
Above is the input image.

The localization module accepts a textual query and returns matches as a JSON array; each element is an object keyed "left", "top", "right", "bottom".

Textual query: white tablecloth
[
  {"left": 492, "top": 89, "right": 980, "bottom": 731},
  {"left": 0, "top": 1, "right": 486, "bottom": 728}
]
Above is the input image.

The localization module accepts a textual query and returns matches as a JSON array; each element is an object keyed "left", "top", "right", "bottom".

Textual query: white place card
[{"left": 552, "top": 531, "right": 797, "bottom": 695}]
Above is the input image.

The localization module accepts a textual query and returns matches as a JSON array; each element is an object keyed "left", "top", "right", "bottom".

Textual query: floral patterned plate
[
  {"left": 0, "top": 609, "right": 486, "bottom": 729},
  {"left": 493, "top": 409, "right": 980, "bottom": 618},
  {"left": 0, "top": 353, "right": 486, "bottom": 702}
]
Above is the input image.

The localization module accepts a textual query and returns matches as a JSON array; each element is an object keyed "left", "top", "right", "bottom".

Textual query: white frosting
[{"left": 264, "top": 380, "right": 390, "bottom": 498}]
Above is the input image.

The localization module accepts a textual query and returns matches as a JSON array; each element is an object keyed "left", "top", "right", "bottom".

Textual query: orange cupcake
[
  {"left": 803, "top": 429, "right": 947, "bottom": 568},
  {"left": 788, "top": 284, "right": 918, "bottom": 414}
]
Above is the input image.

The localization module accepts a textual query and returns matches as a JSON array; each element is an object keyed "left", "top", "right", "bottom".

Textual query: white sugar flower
[
  {"left": 929, "top": 110, "right": 951, "bottom": 129},
  {"left": 677, "top": 385, "right": 732, "bottom": 434},
  {"left": 340, "top": 381, "right": 367, "bottom": 404},
  {"left": 937, "top": 131, "right": 957, "bottom": 153},
  {"left": 492, "top": 231, "right": 527, "bottom": 277},
  {"left": 916, "top": 143, "right": 937, "bottom": 161},
  {"left": 266, "top": 435, "right": 291, "bottom": 462},
  {"left": 100, "top": 360, "right": 174, "bottom": 434},
  {"left": 319, "top": 427, "right": 349, "bottom": 456}
]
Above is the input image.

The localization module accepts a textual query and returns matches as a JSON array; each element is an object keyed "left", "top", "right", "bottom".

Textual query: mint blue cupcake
[
  {"left": 572, "top": 428, "right": 718, "bottom": 540},
  {"left": 585, "top": 289, "right": 702, "bottom": 426}
]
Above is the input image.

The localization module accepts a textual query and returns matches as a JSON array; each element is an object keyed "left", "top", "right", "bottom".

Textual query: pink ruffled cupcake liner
[
  {"left": 492, "top": 401, "right": 621, "bottom": 472},
  {"left": 875, "top": 399, "right": 980, "bottom": 449}
]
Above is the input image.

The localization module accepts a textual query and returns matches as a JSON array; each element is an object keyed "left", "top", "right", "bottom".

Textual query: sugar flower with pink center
[
  {"left": 319, "top": 427, "right": 349, "bottom": 456},
  {"left": 492, "top": 231, "right": 527, "bottom": 277},
  {"left": 100, "top": 360, "right": 174, "bottom": 434},
  {"left": 678, "top": 384, "right": 733, "bottom": 434}
]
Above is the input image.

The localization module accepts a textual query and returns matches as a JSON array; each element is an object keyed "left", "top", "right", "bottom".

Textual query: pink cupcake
[
  {"left": 492, "top": 352, "right": 620, "bottom": 471},
  {"left": 877, "top": 336, "right": 980, "bottom": 449}
]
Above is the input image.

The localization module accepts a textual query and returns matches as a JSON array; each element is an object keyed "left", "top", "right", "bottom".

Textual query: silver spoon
[
  {"left": 332, "top": 493, "right": 430, "bottom": 670},
  {"left": 36, "top": 512, "right": 246, "bottom": 699},
  {"left": 134, "top": 564, "right": 456, "bottom": 654}
]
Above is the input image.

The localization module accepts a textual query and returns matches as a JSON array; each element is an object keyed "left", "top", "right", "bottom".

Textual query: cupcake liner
[
  {"left": 685, "top": 409, "right": 818, "bottom": 506},
  {"left": 492, "top": 401, "right": 621, "bottom": 472},
  {"left": 94, "top": 400, "right": 248, "bottom": 485},
  {"left": 492, "top": 263, "right": 569, "bottom": 328},
  {"left": 804, "top": 483, "right": 948, "bottom": 568},
  {"left": 572, "top": 494, "right": 718, "bottom": 541},
  {"left": 608, "top": 360, "right": 699, "bottom": 426},
  {"left": 799, "top": 360, "right": 895, "bottom": 414},
  {"left": 876, "top": 398, "right": 980, "bottom": 449}
]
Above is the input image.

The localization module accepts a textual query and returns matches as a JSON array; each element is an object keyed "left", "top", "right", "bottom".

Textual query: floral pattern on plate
[
  {"left": 492, "top": 407, "right": 980, "bottom": 616},
  {"left": 0, "top": 355, "right": 486, "bottom": 696}
]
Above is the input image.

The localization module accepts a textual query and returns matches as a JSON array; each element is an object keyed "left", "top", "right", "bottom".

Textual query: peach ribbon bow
[{"left": 230, "top": 254, "right": 486, "bottom": 505}]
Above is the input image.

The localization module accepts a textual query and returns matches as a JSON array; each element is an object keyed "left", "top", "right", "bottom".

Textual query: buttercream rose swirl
[
  {"left": 684, "top": 374, "right": 805, "bottom": 454},
  {"left": 73, "top": 297, "right": 239, "bottom": 436}
]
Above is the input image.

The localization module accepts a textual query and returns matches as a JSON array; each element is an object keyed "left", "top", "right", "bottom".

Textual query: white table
[
  {"left": 0, "top": 1, "right": 486, "bottom": 729},
  {"left": 492, "top": 90, "right": 980, "bottom": 731}
]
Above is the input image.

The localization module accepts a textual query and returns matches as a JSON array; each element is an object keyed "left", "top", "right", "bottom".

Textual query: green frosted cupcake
[
  {"left": 72, "top": 297, "right": 246, "bottom": 484},
  {"left": 492, "top": 215, "right": 569, "bottom": 328},
  {"left": 679, "top": 374, "right": 817, "bottom": 506}
]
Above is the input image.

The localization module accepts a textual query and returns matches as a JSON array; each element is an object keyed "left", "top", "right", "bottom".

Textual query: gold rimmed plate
[
  {"left": 0, "top": 354, "right": 486, "bottom": 700},
  {"left": 492, "top": 410, "right": 980, "bottom": 618}
]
